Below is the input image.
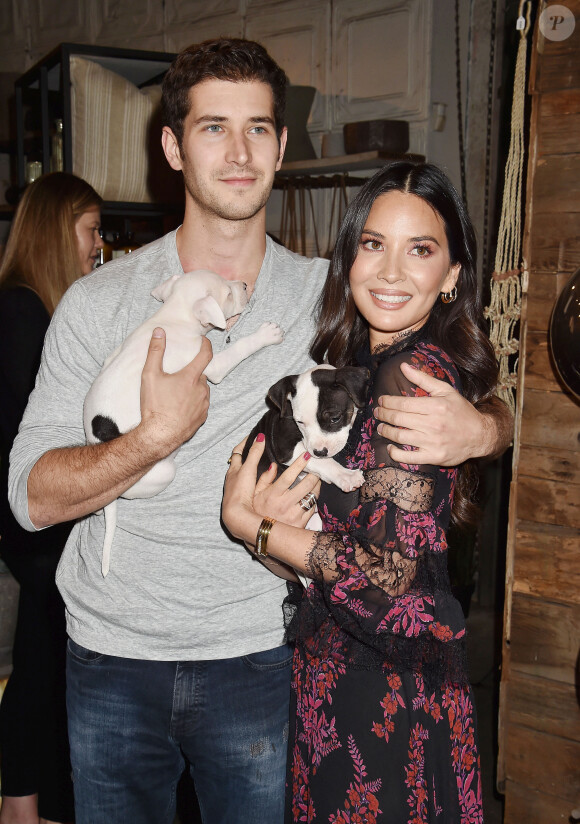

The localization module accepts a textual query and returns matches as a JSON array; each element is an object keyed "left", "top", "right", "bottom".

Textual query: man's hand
[
  {"left": 27, "top": 330, "right": 214, "bottom": 529},
  {"left": 139, "top": 328, "right": 212, "bottom": 456},
  {"left": 374, "top": 362, "right": 512, "bottom": 466}
]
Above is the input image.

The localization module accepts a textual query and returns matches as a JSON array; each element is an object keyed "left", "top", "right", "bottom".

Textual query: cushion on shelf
[{"left": 70, "top": 56, "right": 163, "bottom": 202}]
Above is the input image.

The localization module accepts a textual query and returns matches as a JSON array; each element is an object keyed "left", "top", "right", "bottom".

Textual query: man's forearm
[
  {"left": 28, "top": 426, "right": 164, "bottom": 528},
  {"left": 477, "top": 396, "right": 514, "bottom": 460}
]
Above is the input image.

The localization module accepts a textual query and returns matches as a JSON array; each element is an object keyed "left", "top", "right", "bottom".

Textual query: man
[{"left": 9, "top": 38, "right": 511, "bottom": 824}]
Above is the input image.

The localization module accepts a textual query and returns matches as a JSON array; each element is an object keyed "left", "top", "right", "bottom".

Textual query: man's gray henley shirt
[{"left": 9, "top": 231, "right": 329, "bottom": 661}]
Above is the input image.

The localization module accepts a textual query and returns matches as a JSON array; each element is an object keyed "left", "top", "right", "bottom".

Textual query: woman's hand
[
  {"left": 222, "top": 434, "right": 321, "bottom": 545},
  {"left": 253, "top": 450, "right": 321, "bottom": 529}
]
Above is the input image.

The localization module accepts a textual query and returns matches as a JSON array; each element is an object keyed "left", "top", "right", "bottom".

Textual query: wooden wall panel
[
  {"left": 513, "top": 522, "right": 580, "bottom": 604},
  {"left": 522, "top": 330, "right": 561, "bottom": 392},
  {"left": 505, "top": 671, "right": 580, "bottom": 740},
  {"left": 501, "top": 4, "right": 580, "bottom": 818},
  {"left": 531, "top": 0, "right": 580, "bottom": 93},
  {"left": 509, "top": 594, "right": 580, "bottom": 683},
  {"left": 526, "top": 273, "right": 574, "bottom": 329},
  {"left": 518, "top": 445, "right": 580, "bottom": 484},
  {"left": 504, "top": 779, "right": 577, "bottom": 824},
  {"left": 527, "top": 212, "right": 580, "bottom": 274},
  {"left": 532, "top": 155, "right": 580, "bottom": 214},
  {"left": 519, "top": 388, "right": 580, "bottom": 451},
  {"left": 516, "top": 476, "right": 580, "bottom": 528},
  {"left": 539, "top": 86, "right": 580, "bottom": 117},
  {"left": 538, "top": 89, "right": 580, "bottom": 155},
  {"left": 504, "top": 724, "right": 580, "bottom": 801}
]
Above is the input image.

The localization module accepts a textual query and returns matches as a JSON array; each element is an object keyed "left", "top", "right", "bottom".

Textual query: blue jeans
[{"left": 66, "top": 639, "right": 292, "bottom": 824}]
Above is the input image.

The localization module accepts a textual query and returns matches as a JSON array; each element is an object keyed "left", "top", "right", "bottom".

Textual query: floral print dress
[{"left": 285, "top": 338, "right": 483, "bottom": 824}]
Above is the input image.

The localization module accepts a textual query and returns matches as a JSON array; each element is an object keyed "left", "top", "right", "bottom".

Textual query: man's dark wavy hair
[
  {"left": 162, "top": 37, "right": 288, "bottom": 150},
  {"left": 310, "top": 161, "right": 498, "bottom": 526}
]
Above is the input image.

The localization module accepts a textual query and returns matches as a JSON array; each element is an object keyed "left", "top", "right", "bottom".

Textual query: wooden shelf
[{"left": 278, "top": 150, "right": 425, "bottom": 177}]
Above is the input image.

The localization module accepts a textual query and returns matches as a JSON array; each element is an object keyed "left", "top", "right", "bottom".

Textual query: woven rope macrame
[{"left": 484, "top": 1, "right": 531, "bottom": 414}]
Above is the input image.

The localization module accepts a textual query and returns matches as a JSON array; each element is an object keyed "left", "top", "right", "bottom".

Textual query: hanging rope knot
[
  {"left": 498, "top": 373, "right": 519, "bottom": 390},
  {"left": 486, "top": 0, "right": 530, "bottom": 416},
  {"left": 495, "top": 341, "right": 520, "bottom": 356},
  {"left": 491, "top": 269, "right": 522, "bottom": 282}
]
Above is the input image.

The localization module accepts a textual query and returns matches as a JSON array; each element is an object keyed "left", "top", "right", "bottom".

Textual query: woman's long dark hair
[{"left": 310, "top": 161, "right": 498, "bottom": 526}]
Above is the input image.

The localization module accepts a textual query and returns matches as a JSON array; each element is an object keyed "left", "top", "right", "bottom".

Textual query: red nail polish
[
  {"left": 256, "top": 433, "right": 265, "bottom": 442},
  {"left": 304, "top": 452, "right": 311, "bottom": 460}
]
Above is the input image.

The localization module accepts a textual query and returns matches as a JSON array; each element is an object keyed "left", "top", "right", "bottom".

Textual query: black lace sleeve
[{"left": 300, "top": 342, "right": 465, "bottom": 673}]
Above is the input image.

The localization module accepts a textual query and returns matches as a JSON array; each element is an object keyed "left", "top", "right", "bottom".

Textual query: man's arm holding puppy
[
  {"left": 375, "top": 362, "right": 512, "bottom": 466},
  {"left": 27, "top": 329, "right": 212, "bottom": 529}
]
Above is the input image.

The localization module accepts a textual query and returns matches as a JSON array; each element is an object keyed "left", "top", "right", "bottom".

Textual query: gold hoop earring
[{"left": 440, "top": 286, "right": 457, "bottom": 304}]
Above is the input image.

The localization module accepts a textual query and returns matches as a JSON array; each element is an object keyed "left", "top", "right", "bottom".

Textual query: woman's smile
[{"left": 369, "top": 291, "right": 412, "bottom": 306}]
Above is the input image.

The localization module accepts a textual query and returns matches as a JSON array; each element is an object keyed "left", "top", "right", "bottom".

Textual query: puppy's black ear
[
  {"left": 267, "top": 376, "right": 297, "bottom": 417},
  {"left": 334, "top": 367, "right": 370, "bottom": 408}
]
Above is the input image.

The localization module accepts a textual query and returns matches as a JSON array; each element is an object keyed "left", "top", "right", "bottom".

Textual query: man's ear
[
  {"left": 276, "top": 127, "right": 288, "bottom": 172},
  {"left": 162, "top": 127, "right": 183, "bottom": 172}
]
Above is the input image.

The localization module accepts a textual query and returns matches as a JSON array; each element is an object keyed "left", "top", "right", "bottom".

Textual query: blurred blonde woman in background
[{"left": 0, "top": 172, "right": 103, "bottom": 824}]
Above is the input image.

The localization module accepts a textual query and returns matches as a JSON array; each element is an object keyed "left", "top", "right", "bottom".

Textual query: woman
[
  {"left": 0, "top": 172, "right": 103, "bottom": 824},
  {"left": 222, "top": 161, "right": 498, "bottom": 823}
]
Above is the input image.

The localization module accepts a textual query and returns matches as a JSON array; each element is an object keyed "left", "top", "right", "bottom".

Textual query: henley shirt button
[{"left": 226, "top": 336, "right": 231, "bottom": 344}]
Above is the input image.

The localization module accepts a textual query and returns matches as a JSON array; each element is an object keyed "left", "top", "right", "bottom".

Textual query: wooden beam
[
  {"left": 505, "top": 671, "right": 580, "bottom": 741},
  {"left": 504, "top": 724, "right": 580, "bottom": 801},
  {"left": 516, "top": 475, "right": 580, "bottom": 528},
  {"left": 518, "top": 445, "right": 580, "bottom": 485},
  {"left": 525, "top": 272, "right": 574, "bottom": 329},
  {"left": 504, "top": 779, "right": 579, "bottom": 824},
  {"left": 531, "top": 0, "right": 580, "bottom": 94},
  {"left": 523, "top": 330, "right": 561, "bottom": 392},
  {"left": 538, "top": 89, "right": 580, "bottom": 155},
  {"left": 528, "top": 212, "right": 580, "bottom": 274},
  {"left": 513, "top": 521, "right": 580, "bottom": 604},
  {"left": 520, "top": 387, "right": 580, "bottom": 452},
  {"left": 509, "top": 593, "right": 580, "bottom": 682},
  {"left": 532, "top": 155, "right": 580, "bottom": 214}
]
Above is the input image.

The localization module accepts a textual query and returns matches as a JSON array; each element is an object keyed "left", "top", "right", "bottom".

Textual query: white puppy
[{"left": 84, "top": 269, "right": 284, "bottom": 576}]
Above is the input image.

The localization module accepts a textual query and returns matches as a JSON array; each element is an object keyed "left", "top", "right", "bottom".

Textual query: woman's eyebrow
[
  {"left": 409, "top": 235, "right": 441, "bottom": 245},
  {"left": 361, "top": 228, "right": 384, "bottom": 239},
  {"left": 361, "top": 230, "right": 442, "bottom": 246}
]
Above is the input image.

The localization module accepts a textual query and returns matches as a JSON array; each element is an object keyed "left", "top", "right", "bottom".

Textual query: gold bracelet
[{"left": 255, "top": 517, "right": 276, "bottom": 558}]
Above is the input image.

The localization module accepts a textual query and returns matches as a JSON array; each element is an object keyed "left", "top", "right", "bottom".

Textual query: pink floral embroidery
[
  {"left": 442, "top": 686, "right": 483, "bottom": 822},
  {"left": 348, "top": 598, "right": 374, "bottom": 618},
  {"left": 405, "top": 723, "right": 429, "bottom": 823},
  {"left": 328, "top": 736, "right": 383, "bottom": 824},
  {"left": 372, "top": 673, "right": 406, "bottom": 742},
  {"left": 378, "top": 595, "right": 435, "bottom": 637}
]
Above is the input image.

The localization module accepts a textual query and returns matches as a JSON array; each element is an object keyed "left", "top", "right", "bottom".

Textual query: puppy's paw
[
  {"left": 257, "top": 322, "right": 285, "bottom": 346},
  {"left": 335, "top": 467, "right": 365, "bottom": 492}
]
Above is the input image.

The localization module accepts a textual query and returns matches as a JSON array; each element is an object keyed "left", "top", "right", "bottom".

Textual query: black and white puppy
[{"left": 243, "top": 364, "right": 370, "bottom": 492}]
